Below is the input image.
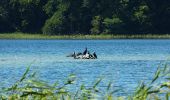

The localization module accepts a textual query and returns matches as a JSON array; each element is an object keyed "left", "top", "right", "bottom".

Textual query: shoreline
[{"left": 1, "top": 33, "right": 170, "bottom": 39}]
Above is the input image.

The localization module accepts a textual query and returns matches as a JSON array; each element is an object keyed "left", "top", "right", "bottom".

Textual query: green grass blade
[
  {"left": 93, "top": 78, "right": 103, "bottom": 89},
  {"left": 151, "top": 68, "right": 161, "bottom": 84},
  {"left": 19, "top": 67, "right": 30, "bottom": 82}
]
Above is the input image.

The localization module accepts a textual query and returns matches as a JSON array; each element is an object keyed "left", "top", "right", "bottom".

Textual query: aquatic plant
[
  {"left": 0, "top": 64, "right": 170, "bottom": 100},
  {"left": 1, "top": 33, "right": 170, "bottom": 39}
]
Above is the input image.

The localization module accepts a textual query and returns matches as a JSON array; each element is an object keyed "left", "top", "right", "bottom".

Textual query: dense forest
[{"left": 0, "top": 0, "right": 170, "bottom": 35}]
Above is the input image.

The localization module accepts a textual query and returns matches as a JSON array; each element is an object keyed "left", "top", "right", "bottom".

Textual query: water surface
[{"left": 0, "top": 39, "right": 170, "bottom": 95}]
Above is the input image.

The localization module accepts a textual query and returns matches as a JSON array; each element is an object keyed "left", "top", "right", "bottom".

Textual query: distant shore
[{"left": 1, "top": 33, "right": 170, "bottom": 39}]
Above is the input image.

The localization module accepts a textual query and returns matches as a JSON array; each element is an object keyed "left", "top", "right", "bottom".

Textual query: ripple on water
[{"left": 0, "top": 40, "right": 170, "bottom": 96}]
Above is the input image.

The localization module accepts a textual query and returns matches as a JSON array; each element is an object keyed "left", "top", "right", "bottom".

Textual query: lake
[{"left": 0, "top": 39, "right": 170, "bottom": 95}]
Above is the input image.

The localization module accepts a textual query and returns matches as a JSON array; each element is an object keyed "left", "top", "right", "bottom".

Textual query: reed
[
  {"left": 1, "top": 33, "right": 170, "bottom": 39},
  {"left": 0, "top": 64, "right": 170, "bottom": 100}
]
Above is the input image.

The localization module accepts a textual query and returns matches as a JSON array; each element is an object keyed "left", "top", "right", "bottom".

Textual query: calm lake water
[{"left": 0, "top": 40, "right": 170, "bottom": 95}]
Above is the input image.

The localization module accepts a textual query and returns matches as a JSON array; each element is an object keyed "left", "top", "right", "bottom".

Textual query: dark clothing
[
  {"left": 93, "top": 52, "right": 97, "bottom": 59},
  {"left": 83, "top": 48, "right": 87, "bottom": 55},
  {"left": 77, "top": 52, "right": 82, "bottom": 56}
]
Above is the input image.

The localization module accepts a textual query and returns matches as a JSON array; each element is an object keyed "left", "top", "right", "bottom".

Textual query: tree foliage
[
  {"left": 0, "top": 0, "right": 170, "bottom": 34},
  {"left": 90, "top": 16, "right": 102, "bottom": 34}
]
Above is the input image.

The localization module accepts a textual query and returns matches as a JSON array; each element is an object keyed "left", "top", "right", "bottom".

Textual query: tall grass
[
  {"left": 1, "top": 32, "right": 170, "bottom": 39},
  {"left": 0, "top": 64, "right": 170, "bottom": 100}
]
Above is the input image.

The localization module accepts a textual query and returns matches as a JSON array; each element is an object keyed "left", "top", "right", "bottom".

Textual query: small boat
[
  {"left": 66, "top": 48, "right": 97, "bottom": 59},
  {"left": 73, "top": 54, "right": 97, "bottom": 59}
]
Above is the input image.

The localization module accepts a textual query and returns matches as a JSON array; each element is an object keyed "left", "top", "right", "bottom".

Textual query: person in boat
[
  {"left": 76, "top": 52, "right": 82, "bottom": 56},
  {"left": 74, "top": 53, "right": 83, "bottom": 59},
  {"left": 83, "top": 51, "right": 90, "bottom": 59},
  {"left": 93, "top": 52, "right": 97, "bottom": 59},
  {"left": 83, "top": 47, "right": 88, "bottom": 55},
  {"left": 89, "top": 53, "right": 93, "bottom": 58},
  {"left": 74, "top": 52, "right": 83, "bottom": 59},
  {"left": 73, "top": 52, "right": 76, "bottom": 58}
]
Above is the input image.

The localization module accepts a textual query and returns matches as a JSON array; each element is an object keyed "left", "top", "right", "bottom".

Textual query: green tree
[
  {"left": 43, "top": 0, "right": 58, "bottom": 17},
  {"left": 90, "top": 16, "right": 102, "bottom": 34},
  {"left": 0, "top": 0, "right": 170, "bottom": 34},
  {"left": 8, "top": 0, "right": 47, "bottom": 33},
  {"left": 42, "top": 0, "right": 70, "bottom": 35},
  {"left": 0, "top": 0, "right": 14, "bottom": 32},
  {"left": 132, "top": 3, "right": 151, "bottom": 33},
  {"left": 103, "top": 15, "right": 124, "bottom": 34},
  {"left": 147, "top": 0, "right": 170, "bottom": 33}
]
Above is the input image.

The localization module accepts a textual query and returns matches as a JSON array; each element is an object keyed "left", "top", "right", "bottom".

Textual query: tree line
[{"left": 0, "top": 0, "right": 170, "bottom": 35}]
